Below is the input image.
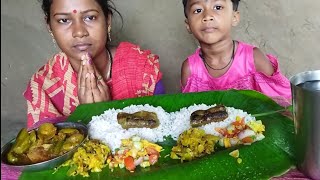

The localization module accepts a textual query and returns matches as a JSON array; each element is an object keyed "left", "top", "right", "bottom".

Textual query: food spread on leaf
[
  {"left": 86, "top": 104, "right": 266, "bottom": 176},
  {"left": 5, "top": 104, "right": 267, "bottom": 177}
]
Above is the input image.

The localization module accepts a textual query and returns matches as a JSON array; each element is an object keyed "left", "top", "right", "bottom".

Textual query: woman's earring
[
  {"left": 107, "top": 26, "right": 112, "bottom": 42},
  {"left": 49, "top": 32, "right": 57, "bottom": 47}
]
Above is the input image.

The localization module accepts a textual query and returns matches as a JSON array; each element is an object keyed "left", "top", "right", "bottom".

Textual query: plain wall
[{"left": 1, "top": 0, "right": 320, "bottom": 145}]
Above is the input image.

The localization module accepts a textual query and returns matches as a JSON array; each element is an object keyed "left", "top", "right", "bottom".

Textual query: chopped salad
[
  {"left": 108, "top": 135, "right": 162, "bottom": 172},
  {"left": 216, "top": 116, "right": 265, "bottom": 148}
]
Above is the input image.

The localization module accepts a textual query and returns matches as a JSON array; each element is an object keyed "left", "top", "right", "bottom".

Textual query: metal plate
[{"left": 1, "top": 122, "right": 88, "bottom": 172}]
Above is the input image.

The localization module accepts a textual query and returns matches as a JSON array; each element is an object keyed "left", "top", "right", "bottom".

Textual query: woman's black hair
[
  {"left": 40, "top": 0, "right": 122, "bottom": 25},
  {"left": 182, "top": 0, "right": 240, "bottom": 18}
]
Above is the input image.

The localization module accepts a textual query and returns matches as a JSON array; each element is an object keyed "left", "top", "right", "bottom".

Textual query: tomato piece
[
  {"left": 241, "top": 136, "right": 254, "bottom": 143},
  {"left": 232, "top": 118, "right": 245, "bottom": 131},
  {"left": 124, "top": 156, "right": 136, "bottom": 171},
  {"left": 146, "top": 147, "right": 160, "bottom": 156},
  {"left": 149, "top": 154, "right": 159, "bottom": 165},
  {"left": 215, "top": 127, "right": 227, "bottom": 136},
  {"left": 232, "top": 129, "right": 241, "bottom": 135}
]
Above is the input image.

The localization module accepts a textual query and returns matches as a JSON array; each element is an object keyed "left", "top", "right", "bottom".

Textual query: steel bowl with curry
[{"left": 1, "top": 122, "right": 88, "bottom": 171}]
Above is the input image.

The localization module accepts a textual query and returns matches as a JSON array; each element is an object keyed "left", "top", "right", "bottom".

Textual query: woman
[{"left": 24, "top": 0, "right": 165, "bottom": 127}]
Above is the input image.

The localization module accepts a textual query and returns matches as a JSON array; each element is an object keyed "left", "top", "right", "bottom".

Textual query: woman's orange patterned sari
[{"left": 24, "top": 42, "right": 162, "bottom": 127}]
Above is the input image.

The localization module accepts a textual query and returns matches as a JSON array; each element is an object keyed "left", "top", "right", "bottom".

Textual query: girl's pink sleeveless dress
[{"left": 182, "top": 41, "right": 292, "bottom": 106}]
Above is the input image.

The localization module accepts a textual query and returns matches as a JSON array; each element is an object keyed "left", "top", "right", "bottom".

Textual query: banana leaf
[{"left": 20, "top": 90, "right": 296, "bottom": 180}]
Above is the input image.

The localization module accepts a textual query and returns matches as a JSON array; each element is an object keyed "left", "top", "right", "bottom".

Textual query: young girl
[
  {"left": 23, "top": 0, "right": 165, "bottom": 127},
  {"left": 180, "top": 0, "right": 291, "bottom": 106}
]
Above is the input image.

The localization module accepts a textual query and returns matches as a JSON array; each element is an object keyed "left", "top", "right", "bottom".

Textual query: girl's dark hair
[
  {"left": 40, "top": 0, "right": 121, "bottom": 24},
  {"left": 182, "top": 0, "right": 240, "bottom": 18}
]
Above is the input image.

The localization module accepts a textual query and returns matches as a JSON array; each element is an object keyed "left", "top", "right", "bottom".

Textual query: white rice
[
  {"left": 88, "top": 104, "right": 171, "bottom": 152},
  {"left": 88, "top": 104, "right": 256, "bottom": 152}
]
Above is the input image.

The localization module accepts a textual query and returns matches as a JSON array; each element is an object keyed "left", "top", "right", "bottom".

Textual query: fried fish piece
[
  {"left": 190, "top": 105, "right": 228, "bottom": 127},
  {"left": 117, "top": 111, "right": 160, "bottom": 129}
]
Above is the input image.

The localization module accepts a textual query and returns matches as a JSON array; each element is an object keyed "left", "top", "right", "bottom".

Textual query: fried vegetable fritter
[{"left": 117, "top": 111, "right": 160, "bottom": 129}]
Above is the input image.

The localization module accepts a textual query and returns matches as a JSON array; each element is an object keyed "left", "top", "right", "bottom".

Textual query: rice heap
[
  {"left": 88, "top": 104, "right": 257, "bottom": 152},
  {"left": 88, "top": 104, "right": 170, "bottom": 152}
]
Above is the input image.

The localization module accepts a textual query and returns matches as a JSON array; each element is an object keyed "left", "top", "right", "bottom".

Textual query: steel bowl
[{"left": 1, "top": 122, "right": 88, "bottom": 172}]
